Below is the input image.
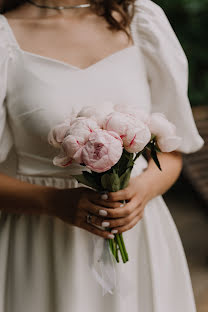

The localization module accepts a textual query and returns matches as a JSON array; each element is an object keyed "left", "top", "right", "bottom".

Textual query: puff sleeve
[
  {"left": 132, "top": 0, "right": 204, "bottom": 153},
  {"left": 0, "top": 45, "right": 14, "bottom": 163}
]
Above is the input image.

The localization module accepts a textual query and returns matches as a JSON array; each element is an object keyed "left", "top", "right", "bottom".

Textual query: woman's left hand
[{"left": 90, "top": 175, "right": 152, "bottom": 234}]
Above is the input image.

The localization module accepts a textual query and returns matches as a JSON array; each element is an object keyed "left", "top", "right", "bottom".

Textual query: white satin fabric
[{"left": 0, "top": 0, "right": 205, "bottom": 311}]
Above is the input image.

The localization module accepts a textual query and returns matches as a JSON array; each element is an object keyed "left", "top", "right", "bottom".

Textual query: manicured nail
[
  {"left": 120, "top": 204, "right": 125, "bottom": 207},
  {"left": 101, "top": 193, "right": 108, "bottom": 200},
  {"left": 111, "top": 229, "right": 118, "bottom": 234},
  {"left": 102, "top": 221, "right": 110, "bottom": 227},
  {"left": 108, "top": 234, "right": 114, "bottom": 239},
  {"left": 99, "top": 210, "right": 108, "bottom": 216}
]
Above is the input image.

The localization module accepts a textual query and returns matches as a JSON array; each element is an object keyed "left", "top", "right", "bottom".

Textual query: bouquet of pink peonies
[{"left": 48, "top": 103, "right": 182, "bottom": 263}]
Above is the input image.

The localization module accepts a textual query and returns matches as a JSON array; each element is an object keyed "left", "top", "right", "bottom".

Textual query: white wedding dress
[{"left": 0, "top": 0, "right": 205, "bottom": 311}]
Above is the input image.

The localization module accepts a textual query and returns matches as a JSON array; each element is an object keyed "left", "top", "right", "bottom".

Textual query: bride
[{"left": 0, "top": 0, "right": 204, "bottom": 311}]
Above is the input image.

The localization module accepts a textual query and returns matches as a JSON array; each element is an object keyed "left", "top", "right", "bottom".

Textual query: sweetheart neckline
[
  {"left": 22, "top": 45, "right": 137, "bottom": 71},
  {"left": 1, "top": 14, "right": 137, "bottom": 71}
]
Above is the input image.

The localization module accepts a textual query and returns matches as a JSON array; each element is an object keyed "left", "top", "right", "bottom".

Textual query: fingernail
[
  {"left": 120, "top": 204, "right": 125, "bottom": 207},
  {"left": 102, "top": 221, "right": 110, "bottom": 227},
  {"left": 101, "top": 193, "right": 108, "bottom": 200},
  {"left": 99, "top": 210, "right": 108, "bottom": 216},
  {"left": 111, "top": 229, "right": 118, "bottom": 234},
  {"left": 108, "top": 234, "right": 114, "bottom": 239}
]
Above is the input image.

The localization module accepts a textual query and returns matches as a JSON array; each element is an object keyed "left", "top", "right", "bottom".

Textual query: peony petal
[
  {"left": 157, "top": 136, "right": 182, "bottom": 152},
  {"left": 53, "top": 150, "right": 73, "bottom": 167},
  {"left": 69, "top": 118, "right": 100, "bottom": 143},
  {"left": 123, "top": 123, "right": 151, "bottom": 153},
  {"left": 148, "top": 113, "right": 177, "bottom": 138}
]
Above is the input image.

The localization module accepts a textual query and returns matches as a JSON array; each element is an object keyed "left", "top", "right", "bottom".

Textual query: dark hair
[{"left": 0, "top": 0, "right": 136, "bottom": 41}]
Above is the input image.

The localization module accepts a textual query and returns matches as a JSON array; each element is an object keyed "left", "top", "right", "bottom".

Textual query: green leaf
[
  {"left": 150, "top": 143, "right": 162, "bottom": 171},
  {"left": 73, "top": 172, "right": 100, "bottom": 190},
  {"left": 133, "top": 151, "right": 143, "bottom": 162},
  {"left": 154, "top": 145, "right": 162, "bottom": 153},
  {"left": 120, "top": 167, "right": 132, "bottom": 189},
  {"left": 101, "top": 171, "right": 120, "bottom": 192},
  {"left": 101, "top": 173, "right": 111, "bottom": 190},
  {"left": 126, "top": 153, "right": 134, "bottom": 168},
  {"left": 110, "top": 171, "right": 120, "bottom": 192},
  {"left": 87, "top": 171, "right": 102, "bottom": 189},
  {"left": 83, "top": 171, "right": 101, "bottom": 189},
  {"left": 117, "top": 150, "right": 134, "bottom": 176}
]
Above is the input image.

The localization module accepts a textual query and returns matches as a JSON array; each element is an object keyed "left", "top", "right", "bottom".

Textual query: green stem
[
  {"left": 112, "top": 239, "right": 117, "bottom": 261},
  {"left": 115, "top": 234, "right": 127, "bottom": 263},
  {"left": 109, "top": 239, "right": 114, "bottom": 256},
  {"left": 115, "top": 242, "right": 119, "bottom": 263},
  {"left": 119, "top": 233, "right": 129, "bottom": 261}
]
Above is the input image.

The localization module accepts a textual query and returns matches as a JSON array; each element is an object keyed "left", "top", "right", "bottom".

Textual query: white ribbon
[{"left": 88, "top": 235, "right": 133, "bottom": 297}]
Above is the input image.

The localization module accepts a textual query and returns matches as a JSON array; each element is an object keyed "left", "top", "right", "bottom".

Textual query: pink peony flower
[
  {"left": 148, "top": 113, "right": 182, "bottom": 152},
  {"left": 77, "top": 101, "right": 114, "bottom": 127},
  {"left": 157, "top": 136, "right": 182, "bottom": 152},
  {"left": 82, "top": 129, "right": 123, "bottom": 173},
  {"left": 104, "top": 112, "right": 151, "bottom": 153},
  {"left": 69, "top": 117, "right": 100, "bottom": 143},
  {"left": 52, "top": 148, "right": 73, "bottom": 167}
]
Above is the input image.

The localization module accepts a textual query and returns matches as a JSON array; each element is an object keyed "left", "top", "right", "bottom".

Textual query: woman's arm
[
  {"left": 141, "top": 149, "right": 183, "bottom": 198},
  {"left": 0, "top": 172, "right": 53, "bottom": 215},
  {"left": 0, "top": 172, "right": 122, "bottom": 239}
]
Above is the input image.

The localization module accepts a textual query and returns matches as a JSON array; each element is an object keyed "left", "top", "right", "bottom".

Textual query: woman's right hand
[{"left": 45, "top": 186, "right": 122, "bottom": 239}]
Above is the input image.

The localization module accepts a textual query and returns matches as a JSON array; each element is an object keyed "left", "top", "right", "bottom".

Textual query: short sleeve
[
  {"left": 0, "top": 43, "right": 14, "bottom": 163},
  {"left": 132, "top": 0, "right": 205, "bottom": 154}
]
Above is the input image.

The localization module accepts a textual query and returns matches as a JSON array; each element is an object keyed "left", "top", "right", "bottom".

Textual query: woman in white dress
[{"left": 0, "top": 0, "right": 205, "bottom": 311}]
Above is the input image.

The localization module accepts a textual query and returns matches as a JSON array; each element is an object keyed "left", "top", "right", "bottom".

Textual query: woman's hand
[
  {"left": 45, "top": 174, "right": 151, "bottom": 239},
  {"left": 90, "top": 175, "right": 151, "bottom": 234},
  {"left": 45, "top": 186, "right": 124, "bottom": 239}
]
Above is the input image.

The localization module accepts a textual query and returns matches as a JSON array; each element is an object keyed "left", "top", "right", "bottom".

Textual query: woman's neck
[{"left": 24, "top": 0, "right": 93, "bottom": 18}]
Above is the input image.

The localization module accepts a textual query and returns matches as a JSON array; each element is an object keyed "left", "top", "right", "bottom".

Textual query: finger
[
  {"left": 81, "top": 221, "right": 115, "bottom": 239},
  {"left": 84, "top": 196, "right": 139, "bottom": 219},
  {"left": 85, "top": 213, "right": 105, "bottom": 227},
  {"left": 85, "top": 200, "right": 129, "bottom": 219},
  {"left": 86, "top": 189, "right": 104, "bottom": 201},
  {"left": 110, "top": 211, "right": 144, "bottom": 234},
  {"left": 90, "top": 198, "right": 123, "bottom": 209},
  {"left": 107, "top": 187, "right": 134, "bottom": 202},
  {"left": 101, "top": 205, "right": 140, "bottom": 228}
]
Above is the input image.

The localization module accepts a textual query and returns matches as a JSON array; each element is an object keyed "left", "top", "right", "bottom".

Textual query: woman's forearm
[
  {"left": 0, "top": 172, "right": 55, "bottom": 216},
  {"left": 140, "top": 150, "right": 183, "bottom": 199}
]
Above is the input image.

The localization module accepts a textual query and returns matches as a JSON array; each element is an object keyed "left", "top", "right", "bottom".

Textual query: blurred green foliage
[{"left": 155, "top": 0, "right": 208, "bottom": 106}]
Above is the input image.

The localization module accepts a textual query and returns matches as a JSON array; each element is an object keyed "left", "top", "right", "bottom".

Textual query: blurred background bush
[{"left": 156, "top": 0, "right": 208, "bottom": 107}]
